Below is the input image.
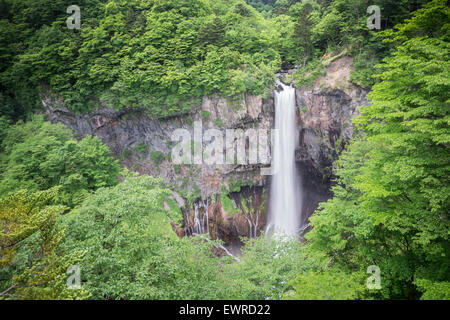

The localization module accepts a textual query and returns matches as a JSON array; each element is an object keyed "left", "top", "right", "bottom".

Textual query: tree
[
  {"left": 198, "top": 16, "right": 226, "bottom": 47},
  {"left": 305, "top": 0, "right": 450, "bottom": 299},
  {"left": 284, "top": 269, "right": 365, "bottom": 300},
  {"left": 1, "top": 0, "right": 281, "bottom": 117},
  {"left": 216, "top": 235, "right": 318, "bottom": 299},
  {"left": 414, "top": 279, "right": 450, "bottom": 300},
  {"left": 62, "top": 174, "right": 222, "bottom": 299},
  {"left": 271, "top": 14, "right": 297, "bottom": 68},
  {"left": 292, "top": 1, "right": 319, "bottom": 67},
  {"left": 0, "top": 188, "right": 90, "bottom": 299},
  {"left": 0, "top": 116, "right": 120, "bottom": 206},
  {"left": 0, "top": 116, "right": 9, "bottom": 149}
]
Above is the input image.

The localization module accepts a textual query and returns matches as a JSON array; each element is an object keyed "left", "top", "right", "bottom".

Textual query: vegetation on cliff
[{"left": 0, "top": 0, "right": 430, "bottom": 120}]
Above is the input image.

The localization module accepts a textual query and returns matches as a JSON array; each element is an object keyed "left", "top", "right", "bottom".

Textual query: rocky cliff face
[
  {"left": 44, "top": 93, "right": 272, "bottom": 198},
  {"left": 44, "top": 92, "right": 274, "bottom": 247},
  {"left": 294, "top": 56, "right": 369, "bottom": 224},
  {"left": 43, "top": 56, "right": 368, "bottom": 246}
]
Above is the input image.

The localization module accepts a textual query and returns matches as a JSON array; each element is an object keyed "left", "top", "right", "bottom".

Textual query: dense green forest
[{"left": 0, "top": 0, "right": 449, "bottom": 300}]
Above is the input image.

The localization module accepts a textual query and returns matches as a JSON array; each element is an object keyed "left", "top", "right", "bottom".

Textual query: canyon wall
[{"left": 44, "top": 56, "right": 369, "bottom": 246}]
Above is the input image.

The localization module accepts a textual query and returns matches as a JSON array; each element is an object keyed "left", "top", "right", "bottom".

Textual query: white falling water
[
  {"left": 192, "top": 199, "right": 209, "bottom": 235},
  {"left": 267, "top": 82, "right": 302, "bottom": 237}
]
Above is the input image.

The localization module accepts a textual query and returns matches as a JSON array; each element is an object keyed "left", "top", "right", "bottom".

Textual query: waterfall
[
  {"left": 266, "top": 82, "right": 302, "bottom": 237},
  {"left": 192, "top": 199, "right": 209, "bottom": 235}
]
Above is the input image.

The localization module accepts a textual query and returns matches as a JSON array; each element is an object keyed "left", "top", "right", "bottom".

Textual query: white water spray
[{"left": 266, "top": 82, "right": 302, "bottom": 237}]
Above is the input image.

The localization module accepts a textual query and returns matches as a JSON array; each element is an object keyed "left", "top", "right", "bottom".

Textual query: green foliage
[
  {"left": 62, "top": 175, "right": 222, "bottom": 299},
  {"left": 213, "top": 118, "right": 224, "bottom": 127},
  {"left": 133, "top": 142, "right": 148, "bottom": 154},
  {"left": 246, "top": 0, "right": 277, "bottom": 12},
  {"left": 292, "top": 0, "right": 320, "bottom": 67},
  {"left": 414, "top": 279, "right": 450, "bottom": 300},
  {"left": 199, "top": 16, "right": 226, "bottom": 47},
  {"left": 284, "top": 269, "right": 365, "bottom": 300},
  {"left": 270, "top": 14, "right": 297, "bottom": 67},
  {"left": 201, "top": 110, "right": 211, "bottom": 119},
  {"left": 220, "top": 193, "right": 240, "bottom": 216},
  {"left": 0, "top": 116, "right": 120, "bottom": 207},
  {"left": 150, "top": 150, "right": 166, "bottom": 165},
  {"left": 290, "top": 57, "right": 326, "bottom": 87},
  {"left": 350, "top": 49, "right": 381, "bottom": 88},
  {"left": 121, "top": 148, "right": 132, "bottom": 160},
  {"left": 216, "top": 236, "right": 319, "bottom": 299},
  {"left": 304, "top": 0, "right": 450, "bottom": 300},
  {"left": 0, "top": 188, "right": 90, "bottom": 300},
  {"left": 0, "top": 116, "right": 9, "bottom": 149},
  {"left": 1, "top": 0, "right": 281, "bottom": 117}
]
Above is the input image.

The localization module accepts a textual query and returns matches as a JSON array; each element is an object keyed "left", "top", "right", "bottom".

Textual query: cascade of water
[
  {"left": 205, "top": 199, "right": 210, "bottom": 235},
  {"left": 193, "top": 202, "right": 201, "bottom": 234},
  {"left": 192, "top": 199, "right": 209, "bottom": 235},
  {"left": 266, "top": 82, "right": 302, "bottom": 236}
]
